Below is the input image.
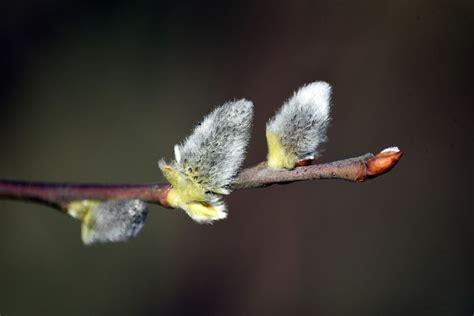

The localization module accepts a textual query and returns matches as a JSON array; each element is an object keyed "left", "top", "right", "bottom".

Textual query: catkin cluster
[
  {"left": 67, "top": 81, "right": 333, "bottom": 244},
  {"left": 160, "top": 81, "right": 332, "bottom": 223}
]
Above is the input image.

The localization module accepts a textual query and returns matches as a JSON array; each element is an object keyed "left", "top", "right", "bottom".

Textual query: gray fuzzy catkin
[
  {"left": 266, "top": 81, "right": 332, "bottom": 160},
  {"left": 162, "top": 99, "right": 254, "bottom": 194},
  {"left": 82, "top": 199, "right": 148, "bottom": 245}
]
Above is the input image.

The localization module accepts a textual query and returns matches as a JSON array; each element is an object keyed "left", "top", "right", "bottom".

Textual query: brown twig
[{"left": 0, "top": 148, "right": 402, "bottom": 212}]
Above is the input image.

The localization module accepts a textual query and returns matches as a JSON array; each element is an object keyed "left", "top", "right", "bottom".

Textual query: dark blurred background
[{"left": 0, "top": 0, "right": 472, "bottom": 315}]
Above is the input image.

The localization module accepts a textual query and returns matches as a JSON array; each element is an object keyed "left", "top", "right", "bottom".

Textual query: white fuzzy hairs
[
  {"left": 163, "top": 99, "right": 254, "bottom": 194},
  {"left": 158, "top": 100, "right": 253, "bottom": 223},
  {"left": 266, "top": 81, "right": 332, "bottom": 164}
]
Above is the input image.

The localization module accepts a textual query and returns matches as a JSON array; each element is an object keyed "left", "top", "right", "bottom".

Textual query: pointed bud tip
[{"left": 381, "top": 146, "right": 400, "bottom": 153}]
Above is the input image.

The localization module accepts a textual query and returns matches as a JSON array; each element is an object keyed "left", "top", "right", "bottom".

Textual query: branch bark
[{"left": 0, "top": 148, "right": 402, "bottom": 212}]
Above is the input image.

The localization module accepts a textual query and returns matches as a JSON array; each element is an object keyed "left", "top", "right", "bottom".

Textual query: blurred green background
[{"left": 0, "top": 0, "right": 472, "bottom": 315}]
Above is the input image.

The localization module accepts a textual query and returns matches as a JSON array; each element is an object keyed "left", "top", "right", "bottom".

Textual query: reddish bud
[{"left": 366, "top": 147, "right": 403, "bottom": 178}]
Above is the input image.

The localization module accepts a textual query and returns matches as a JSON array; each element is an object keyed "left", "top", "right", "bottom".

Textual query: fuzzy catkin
[
  {"left": 267, "top": 81, "right": 332, "bottom": 162},
  {"left": 162, "top": 99, "right": 253, "bottom": 194},
  {"left": 158, "top": 99, "right": 253, "bottom": 223}
]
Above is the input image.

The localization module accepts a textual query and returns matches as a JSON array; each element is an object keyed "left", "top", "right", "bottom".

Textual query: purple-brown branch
[
  {"left": 0, "top": 148, "right": 402, "bottom": 212},
  {"left": 0, "top": 181, "right": 171, "bottom": 211}
]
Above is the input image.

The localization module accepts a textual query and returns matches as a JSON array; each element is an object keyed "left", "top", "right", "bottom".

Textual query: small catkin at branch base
[{"left": 67, "top": 199, "right": 149, "bottom": 245}]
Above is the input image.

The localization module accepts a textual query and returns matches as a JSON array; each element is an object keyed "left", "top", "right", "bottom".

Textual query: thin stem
[
  {"left": 0, "top": 148, "right": 402, "bottom": 211},
  {"left": 233, "top": 153, "right": 373, "bottom": 189},
  {"left": 0, "top": 181, "right": 171, "bottom": 211}
]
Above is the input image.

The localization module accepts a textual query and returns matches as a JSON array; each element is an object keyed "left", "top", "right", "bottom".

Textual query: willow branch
[{"left": 0, "top": 148, "right": 402, "bottom": 212}]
